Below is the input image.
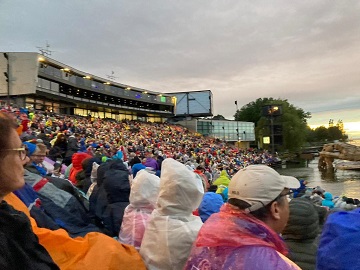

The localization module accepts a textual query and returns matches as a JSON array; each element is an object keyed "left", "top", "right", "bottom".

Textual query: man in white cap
[{"left": 184, "top": 165, "right": 301, "bottom": 270}]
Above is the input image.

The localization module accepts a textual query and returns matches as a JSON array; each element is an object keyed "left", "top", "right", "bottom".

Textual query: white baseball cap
[{"left": 228, "top": 165, "right": 300, "bottom": 212}]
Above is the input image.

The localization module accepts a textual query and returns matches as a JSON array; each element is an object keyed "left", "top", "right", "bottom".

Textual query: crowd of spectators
[
  {"left": 2, "top": 103, "right": 360, "bottom": 270},
  {"left": 3, "top": 104, "right": 279, "bottom": 178}
]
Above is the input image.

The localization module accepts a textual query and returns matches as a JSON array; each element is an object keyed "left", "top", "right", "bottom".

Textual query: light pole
[
  {"left": 235, "top": 100, "right": 239, "bottom": 145},
  {"left": 270, "top": 114, "right": 275, "bottom": 154},
  {"left": 222, "top": 126, "right": 225, "bottom": 142}
]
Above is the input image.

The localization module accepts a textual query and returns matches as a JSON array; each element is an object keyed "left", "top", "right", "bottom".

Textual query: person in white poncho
[
  {"left": 118, "top": 170, "right": 160, "bottom": 250},
  {"left": 140, "top": 158, "right": 204, "bottom": 270}
]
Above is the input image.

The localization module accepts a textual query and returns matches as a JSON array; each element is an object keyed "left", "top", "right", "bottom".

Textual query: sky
[{"left": 1, "top": 1, "right": 359, "bottom": 138}]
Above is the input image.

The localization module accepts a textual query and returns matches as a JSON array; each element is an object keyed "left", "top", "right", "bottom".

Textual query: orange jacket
[{"left": 4, "top": 193, "right": 146, "bottom": 270}]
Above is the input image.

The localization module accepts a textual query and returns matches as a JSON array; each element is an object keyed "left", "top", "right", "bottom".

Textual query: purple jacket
[
  {"left": 144, "top": 157, "right": 159, "bottom": 171},
  {"left": 184, "top": 204, "right": 301, "bottom": 270}
]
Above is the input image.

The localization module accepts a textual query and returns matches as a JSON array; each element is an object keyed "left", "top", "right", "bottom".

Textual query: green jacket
[{"left": 212, "top": 170, "right": 230, "bottom": 187}]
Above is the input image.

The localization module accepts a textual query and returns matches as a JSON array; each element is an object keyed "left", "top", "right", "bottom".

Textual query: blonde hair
[{"left": 33, "top": 143, "right": 47, "bottom": 156}]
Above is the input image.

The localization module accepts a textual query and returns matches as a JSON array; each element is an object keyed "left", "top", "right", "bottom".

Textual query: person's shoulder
[{"left": 234, "top": 246, "right": 300, "bottom": 270}]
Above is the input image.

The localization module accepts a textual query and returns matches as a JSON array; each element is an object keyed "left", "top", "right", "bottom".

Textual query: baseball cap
[{"left": 228, "top": 165, "right": 300, "bottom": 212}]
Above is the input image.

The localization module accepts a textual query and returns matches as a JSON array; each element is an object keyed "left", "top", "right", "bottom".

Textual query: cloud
[{"left": 0, "top": 0, "right": 360, "bottom": 130}]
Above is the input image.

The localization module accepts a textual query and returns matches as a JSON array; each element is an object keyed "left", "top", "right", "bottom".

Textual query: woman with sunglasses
[{"left": 0, "top": 112, "right": 59, "bottom": 269}]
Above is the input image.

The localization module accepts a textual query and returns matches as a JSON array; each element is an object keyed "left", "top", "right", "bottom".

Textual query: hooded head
[
  {"left": 23, "top": 142, "right": 36, "bottom": 156},
  {"left": 324, "top": 192, "right": 333, "bottom": 201},
  {"left": 112, "top": 150, "right": 123, "bottom": 160},
  {"left": 282, "top": 198, "right": 319, "bottom": 240},
  {"left": 130, "top": 170, "right": 160, "bottom": 208},
  {"left": 157, "top": 158, "right": 204, "bottom": 215}
]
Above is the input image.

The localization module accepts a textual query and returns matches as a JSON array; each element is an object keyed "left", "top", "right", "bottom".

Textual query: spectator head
[
  {"left": 208, "top": 185, "right": 218, "bottom": 193},
  {"left": 282, "top": 197, "right": 319, "bottom": 240},
  {"left": 132, "top": 156, "right": 142, "bottom": 164},
  {"left": 0, "top": 112, "right": 29, "bottom": 198},
  {"left": 228, "top": 165, "right": 300, "bottom": 234},
  {"left": 145, "top": 149, "right": 153, "bottom": 157},
  {"left": 196, "top": 165, "right": 205, "bottom": 173},
  {"left": 30, "top": 143, "right": 47, "bottom": 164},
  {"left": 130, "top": 170, "right": 160, "bottom": 208},
  {"left": 55, "top": 133, "right": 66, "bottom": 142},
  {"left": 156, "top": 158, "right": 204, "bottom": 215},
  {"left": 23, "top": 141, "right": 37, "bottom": 157},
  {"left": 53, "top": 162, "right": 62, "bottom": 177},
  {"left": 312, "top": 186, "right": 325, "bottom": 197}
]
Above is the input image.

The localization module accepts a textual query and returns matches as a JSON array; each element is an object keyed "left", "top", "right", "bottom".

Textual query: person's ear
[{"left": 269, "top": 201, "right": 281, "bottom": 220}]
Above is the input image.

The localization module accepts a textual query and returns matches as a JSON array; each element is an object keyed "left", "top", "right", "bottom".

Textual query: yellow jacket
[{"left": 213, "top": 170, "right": 231, "bottom": 187}]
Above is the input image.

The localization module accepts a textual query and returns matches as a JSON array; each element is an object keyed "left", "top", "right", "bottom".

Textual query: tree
[
  {"left": 235, "top": 98, "right": 311, "bottom": 152},
  {"left": 328, "top": 126, "right": 343, "bottom": 141},
  {"left": 212, "top": 114, "right": 226, "bottom": 120}
]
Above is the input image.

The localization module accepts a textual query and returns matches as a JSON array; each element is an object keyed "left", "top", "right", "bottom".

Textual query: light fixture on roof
[
  {"left": 38, "top": 57, "right": 45, "bottom": 62},
  {"left": 104, "top": 82, "right": 111, "bottom": 85},
  {"left": 158, "top": 94, "right": 162, "bottom": 96},
  {"left": 126, "top": 87, "right": 131, "bottom": 90},
  {"left": 61, "top": 68, "right": 71, "bottom": 72},
  {"left": 143, "top": 91, "right": 148, "bottom": 94},
  {"left": 83, "top": 76, "right": 91, "bottom": 79}
]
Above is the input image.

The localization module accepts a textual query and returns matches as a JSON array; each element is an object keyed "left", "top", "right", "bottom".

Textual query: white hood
[
  {"left": 130, "top": 170, "right": 160, "bottom": 208},
  {"left": 157, "top": 158, "right": 204, "bottom": 215}
]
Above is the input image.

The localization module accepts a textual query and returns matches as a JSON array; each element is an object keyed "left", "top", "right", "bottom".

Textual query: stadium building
[{"left": 0, "top": 52, "right": 175, "bottom": 122}]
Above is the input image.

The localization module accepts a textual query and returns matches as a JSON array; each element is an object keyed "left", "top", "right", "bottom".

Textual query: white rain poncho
[
  {"left": 118, "top": 170, "right": 160, "bottom": 249},
  {"left": 140, "top": 158, "right": 204, "bottom": 270}
]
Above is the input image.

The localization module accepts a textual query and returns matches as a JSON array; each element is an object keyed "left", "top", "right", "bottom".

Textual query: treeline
[{"left": 306, "top": 125, "right": 348, "bottom": 143}]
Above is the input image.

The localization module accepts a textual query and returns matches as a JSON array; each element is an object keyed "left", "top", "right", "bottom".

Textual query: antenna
[
  {"left": 37, "top": 41, "right": 54, "bottom": 56},
  {"left": 106, "top": 71, "right": 118, "bottom": 81}
]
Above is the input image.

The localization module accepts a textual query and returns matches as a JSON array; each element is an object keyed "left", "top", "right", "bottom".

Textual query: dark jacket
[
  {"left": 53, "top": 140, "right": 67, "bottom": 156},
  {"left": 23, "top": 170, "right": 101, "bottom": 237},
  {"left": 65, "top": 136, "right": 79, "bottom": 158},
  {"left": 78, "top": 157, "right": 101, "bottom": 193},
  {"left": 48, "top": 146, "right": 64, "bottom": 162},
  {"left": 90, "top": 160, "right": 130, "bottom": 236},
  {"left": 282, "top": 198, "right": 319, "bottom": 270},
  {"left": 0, "top": 200, "right": 59, "bottom": 270}
]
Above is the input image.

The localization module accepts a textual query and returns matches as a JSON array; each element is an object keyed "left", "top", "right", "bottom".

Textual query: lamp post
[
  {"left": 270, "top": 115, "right": 275, "bottom": 154},
  {"left": 235, "top": 100, "right": 239, "bottom": 146},
  {"left": 222, "top": 126, "right": 225, "bottom": 142}
]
